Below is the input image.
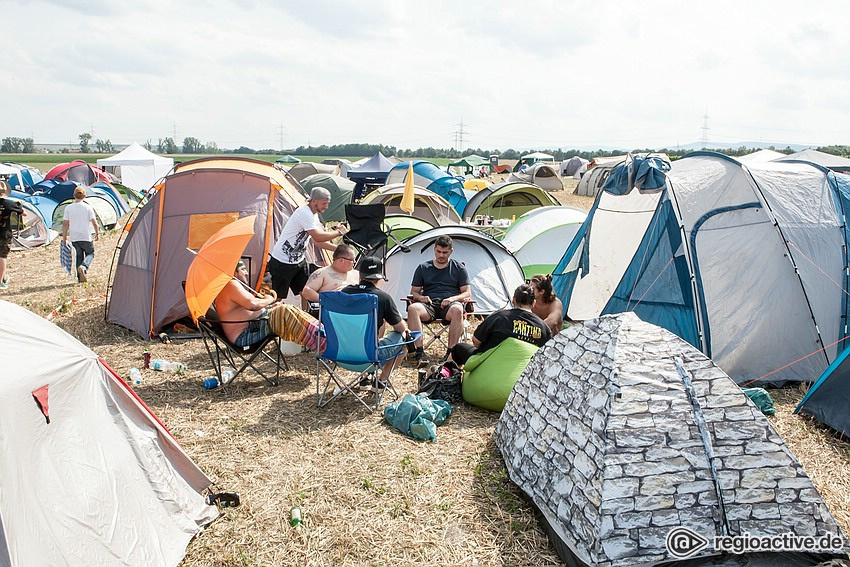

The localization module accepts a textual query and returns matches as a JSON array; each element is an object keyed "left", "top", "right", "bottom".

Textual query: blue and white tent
[
  {"left": 553, "top": 152, "right": 850, "bottom": 385},
  {"left": 385, "top": 161, "right": 467, "bottom": 215},
  {"left": 796, "top": 344, "right": 850, "bottom": 436}
]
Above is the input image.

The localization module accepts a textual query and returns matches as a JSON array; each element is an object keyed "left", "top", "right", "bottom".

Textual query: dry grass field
[{"left": 2, "top": 176, "right": 849, "bottom": 565}]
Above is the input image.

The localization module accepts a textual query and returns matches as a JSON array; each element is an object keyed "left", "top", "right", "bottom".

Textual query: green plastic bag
[
  {"left": 383, "top": 394, "right": 453, "bottom": 441},
  {"left": 742, "top": 387, "right": 775, "bottom": 415}
]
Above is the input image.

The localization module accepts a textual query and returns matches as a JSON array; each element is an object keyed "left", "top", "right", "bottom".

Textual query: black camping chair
[
  {"left": 344, "top": 203, "right": 410, "bottom": 263},
  {"left": 197, "top": 303, "right": 288, "bottom": 388}
]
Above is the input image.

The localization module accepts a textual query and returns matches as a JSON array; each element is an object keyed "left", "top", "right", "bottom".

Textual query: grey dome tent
[
  {"left": 0, "top": 301, "right": 218, "bottom": 565},
  {"left": 360, "top": 183, "right": 461, "bottom": 226},
  {"left": 495, "top": 312, "right": 848, "bottom": 567},
  {"left": 774, "top": 149, "right": 850, "bottom": 172},
  {"left": 553, "top": 152, "right": 850, "bottom": 385},
  {"left": 575, "top": 157, "right": 627, "bottom": 197},
  {"left": 300, "top": 173, "right": 355, "bottom": 222},
  {"left": 561, "top": 156, "right": 589, "bottom": 178},
  {"left": 288, "top": 162, "right": 340, "bottom": 182},
  {"left": 382, "top": 226, "right": 525, "bottom": 316},
  {"left": 507, "top": 162, "right": 564, "bottom": 192}
]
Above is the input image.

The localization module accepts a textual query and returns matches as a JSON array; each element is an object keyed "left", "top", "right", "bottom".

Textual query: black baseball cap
[{"left": 359, "top": 256, "right": 387, "bottom": 280}]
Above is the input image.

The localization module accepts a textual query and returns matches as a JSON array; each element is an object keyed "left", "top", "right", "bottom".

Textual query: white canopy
[
  {"left": 97, "top": 142, "right": 174, "bottom": 193},
  {"left": 519, "top": 151, "right": 554, "bottom": 162}
]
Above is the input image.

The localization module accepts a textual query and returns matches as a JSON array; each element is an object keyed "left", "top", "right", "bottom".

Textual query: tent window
[
  {"left": 187, "top": 212, "right": 240, "bottom": 250},
  {"left": 492, "top": 192, "right": 541, "bottom": 208}
]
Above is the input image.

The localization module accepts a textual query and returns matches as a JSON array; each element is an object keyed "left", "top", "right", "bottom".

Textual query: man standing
[
  {"left": 268, "top": 187, "right": 348, "bottom": 299},
  {"left": 300, "top": 243, "right": 359, "bottom": 311},
  {"left": 340, "top": 256, "right": 412, "bottom": 389},
  {"left": 406, "top": 235, "right": 471, "bottom": 360},
  {"left": 0, "top": 183, "right": 23, "bottom": 290},
  {"left": 62, "top": 186, "right": 99, "bottom": 283}
]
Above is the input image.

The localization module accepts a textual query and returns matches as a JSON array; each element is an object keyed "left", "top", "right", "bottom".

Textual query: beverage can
[
  {"left": 202, "top": 377, "right": 220, "bottom": 390},
  {"left": 289, "top": 506, "right": 302, "bottom": 528},
  {"left": 143, "top": 351, "right": 151, "bottom": 369}
]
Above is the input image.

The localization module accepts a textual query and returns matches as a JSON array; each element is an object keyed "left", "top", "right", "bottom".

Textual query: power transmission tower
[
  {"left": 454, "top": 117, "right": 468, "bottom": 153},
  {"left": 700, "top": 110, "right": 710, "bottom": 148}
]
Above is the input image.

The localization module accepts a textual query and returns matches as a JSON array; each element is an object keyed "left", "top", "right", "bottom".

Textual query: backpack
[{"left": 417, "top": 360, "right": 463, "bottom": 404}]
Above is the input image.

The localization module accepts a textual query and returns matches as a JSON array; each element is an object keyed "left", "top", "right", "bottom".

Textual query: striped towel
[
  {"left": 59, "top": 241, "right": 72, "bottom": 275},
  {"left": 267, "top": 304, "right": 325, "bottom": 352}
]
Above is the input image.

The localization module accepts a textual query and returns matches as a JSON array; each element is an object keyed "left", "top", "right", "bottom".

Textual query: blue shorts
[{"left": 377, "top": 331, "right": 405, "bottom": 361}]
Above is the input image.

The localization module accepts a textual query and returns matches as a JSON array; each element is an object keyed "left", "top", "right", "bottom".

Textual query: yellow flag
[{"left": 400, "top": 161, "right": 415, "bottom": 214}]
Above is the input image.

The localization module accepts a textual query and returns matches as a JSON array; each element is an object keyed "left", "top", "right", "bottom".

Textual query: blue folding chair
[{"left": 316, "top": 291, "right": 420, "bottom": 412}]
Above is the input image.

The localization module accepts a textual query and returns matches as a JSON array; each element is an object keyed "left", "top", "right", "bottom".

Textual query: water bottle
[
  {"left": 220, "top": 368, "right": 236, "bottom": 385},
  {"left": 151, "top": 359, "right": 187, "bottom": 372},
  {"left": 289, "top": 507, "right": 303, "bottom": 528},
  {"left": 129, "top": 368, "right": 142, "bottom": 386},
  {"left": 202, "top": 377, "right": 220, "bottom": 390}
]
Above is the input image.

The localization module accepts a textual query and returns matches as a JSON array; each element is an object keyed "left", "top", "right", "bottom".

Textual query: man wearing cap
[
  {"left": 340, "top": 255, "right": 412, "bottom": 389},
  {"left": 61, "top": 186, "right": 99, "bottom": 283},
  {"left": 268, "top": 186, "right": 348, "bottom": 300}
]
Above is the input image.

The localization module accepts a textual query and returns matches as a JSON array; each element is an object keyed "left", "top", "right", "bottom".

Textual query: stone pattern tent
[{"left": 494, "top": 313, "right": 847, "bottom": 566}]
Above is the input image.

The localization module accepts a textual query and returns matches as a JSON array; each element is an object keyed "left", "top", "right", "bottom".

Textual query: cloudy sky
[{"left": 2, "top": 0, "right": 849, "bottom": 151}]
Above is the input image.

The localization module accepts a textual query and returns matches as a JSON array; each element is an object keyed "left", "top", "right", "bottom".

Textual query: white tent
[
  {"left": 501, "top": 206, "right": 586, "bottom": 277},
  {"left": 383, "top": 226, "right": 525, "bottom": 316},
  {"left": 97, "top": 142, "right": 174, "bottom": 193},
  {"left": 0, "top": 300, "right": 217, "bottom": 566},
  {"left": 554, "top": 152, "right": 850, "bottom": 385},
  {"left": 736, "top": 148, "right": 785, "bottom": 163}
]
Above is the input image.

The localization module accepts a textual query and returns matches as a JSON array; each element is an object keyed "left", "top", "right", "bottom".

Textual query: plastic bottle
[
  {"left": 129, "top": 368, "right": 142, "bottom": 386},
  {"left": 151, "top": 359, "right": 187, "bottom": 372},
  {"left": 202, "top": 377, "right": 220, "bottom": 390},
  {"left": 220, "top": 368, "right": 236, "bottom": 385},
  {"left": 289, "top": 507, "right": 303, "bottom": 528}
]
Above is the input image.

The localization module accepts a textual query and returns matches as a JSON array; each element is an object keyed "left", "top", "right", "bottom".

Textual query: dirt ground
[{"left": 2, "top": 177, "right": 849, "bottom": 565}]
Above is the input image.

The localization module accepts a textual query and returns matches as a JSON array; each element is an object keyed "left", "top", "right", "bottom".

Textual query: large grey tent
[
  {"left": 775, "top": 149, "right": 850, "bottom": 172},
  {"left": 507, "top": 162, "right": 564, "bottom": 192},
  {"left": 0, "top": 301, "right": 217, "bottom": 566},
  {"left": 288, "top": 161, "right": 340, "bottom": 182},
  {"left": 495, "top": 312, "right": 848, "bottom": 567},
  {"left": 554, "top": 152, "right": 850, "bottom": 385},
  {"left": 575, "top": 157, "right": 627, "bottom": 196}
]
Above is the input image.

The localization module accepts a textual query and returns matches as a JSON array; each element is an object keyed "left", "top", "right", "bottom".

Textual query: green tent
[
  {"left": 301, "top": 173, "right": 355, "bottom": 222},
  {"left": 448, "top": 154, "right": 489, "bottom": 175},
  {"left": 384, "top": 215, "right": 434, "bottom": 244},
  {"left": 275, "top": 155, "right": 301, "bottom": 164}
]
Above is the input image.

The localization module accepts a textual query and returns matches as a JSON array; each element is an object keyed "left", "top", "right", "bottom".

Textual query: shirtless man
[
  {"left": 216, "top": 261, "right": 278, "bottom": 347},
  {"left": 300, "top": 243, "right": 358, "bottom": 311}
]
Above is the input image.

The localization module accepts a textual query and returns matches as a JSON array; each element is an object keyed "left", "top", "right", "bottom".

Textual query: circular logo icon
[{"left": 666, "top": 526, "right": 710, "bottom": 559}]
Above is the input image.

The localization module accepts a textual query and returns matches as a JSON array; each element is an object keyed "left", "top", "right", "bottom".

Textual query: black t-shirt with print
[
  {"left": 473, "top": 307, "right": 551, "bottom": 354},
  {"left": 340, "top": 281, "right": 402, "bottom": 326}
]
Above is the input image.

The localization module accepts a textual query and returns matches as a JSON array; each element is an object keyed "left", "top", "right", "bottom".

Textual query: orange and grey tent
[{"left": 106, "top": 160, "right": 322, "bottom": 338}]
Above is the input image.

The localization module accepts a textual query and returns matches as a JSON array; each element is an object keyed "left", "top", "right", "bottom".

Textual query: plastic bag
[
  {"left": 383, "top": 394, "right": 453, "bottom": 441},
  {"left": 742, "top": 387, "right": 775, "bottom": 415}
]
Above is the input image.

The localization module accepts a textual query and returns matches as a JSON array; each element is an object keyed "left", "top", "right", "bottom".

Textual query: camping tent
[
  {"left": 6, "top": 197, "right": 57, "bottom": 250},
  {"left": 385, "top": 161, "right": 467, "bottom": 215},
  {"left": 500, "top": 206, "right": 586, "bottom": 277},
  {"left": 45, "top": 160, "right": 114, "bottom": 185},
  {"left": 300, "top": 173, "right": 355, "bottom": 222},
  {"left": 560, "top": 156, "right": 589, "bottom": 178},
  {"left": 384, "top": 215, "right": 434, "bottom": 243},
  {"left": 575, "top": 157, "right": 627, "bottom": 196},
  {"left": 0, "top": 300, "right": 218, "bottom": 566},
  {"left": 796, "top": 345, "right": 850, "bottom": 436},
  {"left": 507, "top": 162, "right": 563, "bottom": 192},
  {"left": 0, "top": 163, "right": 43, "bottom": 190},
  {"left": 52, "top": 195, "right": 119, "bottom": 231},
  {"left": 96, "top": 142, "right": 175, "bottom": 193},
  {"left": 737, "top": 149, "right": 786, "bottom": 163},
  {"left": 360, "top": 183, "right": 461, "bottom": 226},
  {"left": 287, "top": 162, "right": 339, "bottom": 182},
  {"left": 275, "top": 155, "right": 301, "bottom": 164},
  {"left": 517, "top": 151, "right": 555, "bottom": 168},
  {"left": 174, "top": 156, "right": 304, "bottom": 203},
  {"left": 553, "top": 152, "right": 850, "bottom": 385},
  {"left": 774, "top": 149, "right": 850, "bottom": 172},
  {"left": 495, "top": 312, "right": 847, "bottom": 567},
  {"left": 448, "top": 154, "right": 489, "bottom": 175},
  {"left": 107, "top": 165, "right": 318, "bottom": 338},
  {"left": 382, "top": 226, "right": 525, "bottom": 316},
  {"left": 462, "top": 181, "right": 560, "bottom": 221},
  {"left": 347, "top": 153, "right": 396, "bottom": 198}
]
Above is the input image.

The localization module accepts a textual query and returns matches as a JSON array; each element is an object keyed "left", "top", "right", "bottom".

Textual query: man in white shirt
[
  {"left": 300, "top": 243, "right": 359, "bottom": 312},
  {"left": 61, "top": 186, "right": 99, "bottom": 283},
  {"left": 267, "top": 187, "right": 348, "bottom": 299}
]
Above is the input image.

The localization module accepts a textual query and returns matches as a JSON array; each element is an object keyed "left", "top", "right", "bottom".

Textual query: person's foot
[
  {"left": 0, "top": 280, "right": 7, "bottom": 290},
  {"left": 412, "top": 346, "right": 428, "bottom": 365},
  {"left": 77, "top": 266, "right": 87, "bottom": 283},
  {"left": 357, "top": 376, "right": 374, "bottom": 391}
]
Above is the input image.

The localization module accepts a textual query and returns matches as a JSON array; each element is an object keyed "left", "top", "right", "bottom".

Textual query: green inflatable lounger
[{"left": 462, "top": 338, "right": 540, "bottom": 411}]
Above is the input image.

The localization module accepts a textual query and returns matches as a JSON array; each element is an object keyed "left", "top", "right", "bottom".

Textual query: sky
[{"left": 2, "top": 0, "right": 850, "bottom": 152}]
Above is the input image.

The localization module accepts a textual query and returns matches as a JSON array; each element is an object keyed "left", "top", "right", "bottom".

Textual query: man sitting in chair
[
  {"left": 406, "top": 235, "right": 471, "bottom": 361},
  {"left": 300, "top": 243, "right": 359, "bottom": 313},
  {"left": 216, "top": 260, "right": 324, "bottom": 351},
  {"left": 340, "top": 255, "right": 412, "bottom": 389}
]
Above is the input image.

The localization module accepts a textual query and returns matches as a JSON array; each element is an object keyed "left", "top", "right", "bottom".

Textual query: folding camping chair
[
  {"left": 197, "top": 304, "right": 288, "bottom": 388},
  {"left": 402, "top": 297, "right": 475, "bottom": 353},
  {"left": 315, "top": 291, "right": 419, "bottom": 412},
  {"left": 344, "top": 203, "right": 410, "bottom": 262}
]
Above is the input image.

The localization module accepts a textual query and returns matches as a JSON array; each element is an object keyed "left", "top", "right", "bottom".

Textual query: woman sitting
[
  {"left": 529, "top": 273, "right": 564, "bottom": 336},
  {"left": 449, "top": 284, "right": 551, "bottom": 367}
]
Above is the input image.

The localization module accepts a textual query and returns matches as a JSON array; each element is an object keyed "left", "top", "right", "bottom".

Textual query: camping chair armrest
[
  {"left": 375, "top": 330, "right": 422, "bottom": 354},
  {"left": 199, "top": 315, "right": 268, "bottom": 325}
]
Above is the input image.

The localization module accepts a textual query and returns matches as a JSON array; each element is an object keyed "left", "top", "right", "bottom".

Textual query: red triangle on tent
[{"left": 32, "top": 385, "right": 50, "bottom": 424}]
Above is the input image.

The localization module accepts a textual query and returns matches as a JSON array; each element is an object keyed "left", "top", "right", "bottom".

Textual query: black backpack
[{"left": 417, "top": 360, "right": 463, "bottom": 404}]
